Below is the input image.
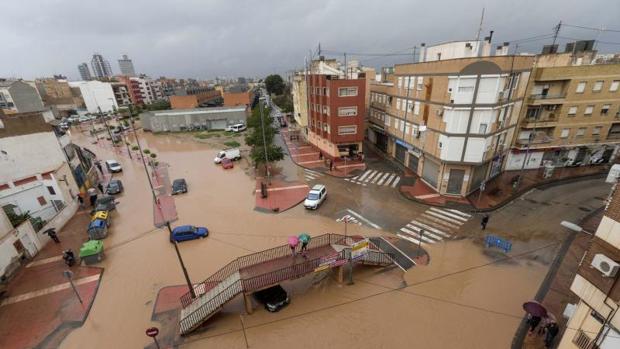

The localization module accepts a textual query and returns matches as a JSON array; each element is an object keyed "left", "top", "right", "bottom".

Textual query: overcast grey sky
[{"left": 2, "top": 0, "right": 619, "bottom": 80}]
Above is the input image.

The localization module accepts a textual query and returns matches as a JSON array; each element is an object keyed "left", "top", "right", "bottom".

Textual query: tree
[
  {"left": 264, "top": 74, "right": 285, "bottom": 95},
  {"left": 245, "top": 104, "right": 284, "bottom": 169}
]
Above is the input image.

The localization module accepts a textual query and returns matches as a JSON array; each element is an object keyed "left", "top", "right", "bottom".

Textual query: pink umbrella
[
  {"left": 288, "top": 236, "right": 299, "bottom": 247},
  {"left": 523, "top": 301, "right": 547, "bottom": 318}
]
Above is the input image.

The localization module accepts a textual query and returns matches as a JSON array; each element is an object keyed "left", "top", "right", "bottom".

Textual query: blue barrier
[{"left": 485, "top": 235, "right": 512, "bottom": 253}]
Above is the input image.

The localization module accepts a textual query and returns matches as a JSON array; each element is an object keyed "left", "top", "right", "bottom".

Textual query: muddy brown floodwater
[{"left": 59, "top": 128, "right": 550, "bottom": 349}]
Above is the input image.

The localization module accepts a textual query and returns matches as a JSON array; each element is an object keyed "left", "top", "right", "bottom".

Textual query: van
[
  {"left": 214, "top": 148, "right": 241, "bottom": 163},
  {"left": 226, "top": 123, "right": 247, "bottom": 133}
]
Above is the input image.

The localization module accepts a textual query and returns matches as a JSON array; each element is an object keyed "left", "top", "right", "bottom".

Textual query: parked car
[
  {"left": 254, "top": 285, "right": 290, "bottom": 312},
  {"left": 304, "top": 184, "right": 327, "bottom": 210},
  {"left": 106, "top": 179, "right": 124, "bottom": 195},
  {"left": 221, "top": 158, "right": 234, "bottom": 169},
  {"left": 90, "top": 195, "right": 118, "bottom": 214},
  {"left": 170, "top": 225, "right": 209, "bottom": 243},
  {"left": 225, "top": 123, "right": 247, "bottom": 133},
  {"left": 172, "top": 178, "right": 188, "bottom": 195},
  {"left": 214, "top": 148, "right": 241, "bottom": 163},
  {"left": 105, "top": 160, "right": 122, "bottom": 173},
  {"left": 67, "top": 115, "right": 79, "bottom": 124}
]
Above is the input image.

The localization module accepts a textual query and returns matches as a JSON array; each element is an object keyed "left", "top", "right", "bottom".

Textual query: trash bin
[
  {"left": 79, "top": 240, "right": 104, "bottom": 265},
  {"left": 91, "top": 210, "right": 111, "bottom": 226},
  {"left": 87, "top": 219, "right": 108, "bottom": 240}
]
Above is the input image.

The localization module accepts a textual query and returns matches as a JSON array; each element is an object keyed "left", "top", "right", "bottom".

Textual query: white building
[
  {"left": 69, "top": 80, "right": 118, "bottom": 113},
  {"left": 0, "top": 205, "right": 45, "bottom": 279},
  {"left": 131, "top": 76, "right": 164, "bottom": 104}
]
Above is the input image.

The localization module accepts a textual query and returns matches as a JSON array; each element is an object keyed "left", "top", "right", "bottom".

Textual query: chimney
[
  {"left": 419, "top": 43, "right": 427, "bottom": 63},
  {"left": 496, "top": 42, "right": 510, "bottom": 56},
  {"left": 488, "top": 30, "right": 494, "bottom": 43}
]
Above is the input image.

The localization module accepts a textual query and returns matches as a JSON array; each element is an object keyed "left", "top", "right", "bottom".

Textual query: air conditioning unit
[{"left": 591, "top": 254, "right": 620, "bottom": 277}]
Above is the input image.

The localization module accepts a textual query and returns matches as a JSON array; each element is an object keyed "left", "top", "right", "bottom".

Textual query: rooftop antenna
[{"left": 475, "top": 7, "right": 485, "bottom": 41}]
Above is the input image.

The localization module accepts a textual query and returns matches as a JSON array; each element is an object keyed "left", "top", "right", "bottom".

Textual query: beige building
[
  {"left": 368, "top": 40, "right": 534, "bottom": 197},
  {"left": 557, "top": 184, "right": 620, "bottom": 348},
  {"left": 508, "top": 52, "right": 620, "bottom": 171},
  {"left": 292, "top": 72, "right": 308, "bottom": 132}
]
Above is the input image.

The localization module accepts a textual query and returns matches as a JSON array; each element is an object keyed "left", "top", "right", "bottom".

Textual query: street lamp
[{"left": 561, "top": 220, "right": 594, "bottom": 267}]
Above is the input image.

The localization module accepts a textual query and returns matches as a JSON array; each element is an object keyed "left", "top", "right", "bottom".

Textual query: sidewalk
[
  {"left": 0, "top": 207, "right": 103, "bottom": 349},
  {"left": 280, "top": 129, "right": 366, "bottom": 178},
  {"left": 255, "top": 176, "right": 309, "bottom": 213}
]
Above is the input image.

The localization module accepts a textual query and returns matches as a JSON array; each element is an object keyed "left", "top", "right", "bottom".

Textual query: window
[
  {"left": 560, "top": 128, "right": 570, "bottom": 138},
  {"left": 576, "top": 127, "right": 586, "bottom": 137},
  {"left": 592, "top": 126, "right": 602, "bottom": 135},
  {"left": 338, "top": 107, "right": 357, "bottom": 116},
  {"left": 338, "top": 87, "right": 358, "bottom": 97},
  {"left": 610, "top": 80, "right": 619, "bottom": 92},
  {"left": 37, "top": 196, "right": 47, "bottom": 206},
  {"left": 526, "top": 107, "right": 540, "bottom": 119},
  {"left": 384, "top": 115, "right": 390, "bottom": 126},
  {"left": 338, "top": 125, "right": 357, "bottom": 135},
  {"left": 396, "top": 98, "right": 401, "bottom": 110},
  {"left": 602, "top": 105, "right": 611, "bottom": 115},
  {"left": 322, "top": 106, "right": 330, "bottom": 115},
  {"left": 576, "top": 81, "right": 586, "bottom": 93},
  {"left": 585, "top": 105, "right": 594, "bottom": 116},
  {"left": 478, "top": 123, "right": 488, "bottom": 134},
  {"left": 406, "top": 100, "right": 413, "bottom": 111},
  {"left": 417, "top": 76, "right": 424, "bottom": 90},
  {"left": 398, "top": 77, "right": 403, "bottom": 88},
  {"left": 46, "top": 186, "right": 56, "bottom": 195},
  {"left": 325, "top": 88, "right": 329, "bottom": 96},
  {"left": 322, "top": 87, "right": 327, "bottom": 96},
  {"left": 593, "top": 81, "right": 603, "bottom": 92},
  {"left": 413, "top": 101, "right": 420, "bottom": 115},
  {"left": 408, "top": 76, "right": 415, "bottom": 90},
  {"left": 568, "top": 106, "right": 578, "bottom": 116}
]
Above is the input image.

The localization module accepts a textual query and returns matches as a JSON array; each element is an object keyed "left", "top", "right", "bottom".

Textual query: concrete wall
[
  {"left": 0, "top": 132, "right": 66, "bottom": 184},
  {"left": 9, "top": 81, "right": 45, "bottom": 113},
  {"left": 69, "top": 81, "right": 118, "bottom": 113},
  {"left": 142, "top": 108, "right": 247, "bottom": 132}
]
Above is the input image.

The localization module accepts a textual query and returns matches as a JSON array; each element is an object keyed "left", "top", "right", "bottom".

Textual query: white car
[
  {"left": 214, "top": 148, "right": 241, "bottom": 164},
  {"left": 304, "top": 184, "right": 327, "bottom": 210},
  {"left": 225, "top": 123, "right": 247, "bottom": 133},
  {"left": 105, "top": 160, "right": 122, "bottom": 173}
]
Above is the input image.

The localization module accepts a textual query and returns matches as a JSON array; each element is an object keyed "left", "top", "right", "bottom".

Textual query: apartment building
[
  {"left": 116, "top": 75, "right": 164, "bottom": 105},
  {"left": 111, "top": 83, "right": 131, "bottom": 107},
  {"left": 557, "top": 184, "right": 620, "bottom": 348},
  {"left": 292, "top": 72, "right": 308, "bottom": 132},
  {"left": 307, "top": 72, "right": 366, "bottom": 158},
  {"left": 368, "top": 40, "right": 533, "bottom": 197},
  {"left": 0, "top": 80, "right": 45, "bottom": 114},
  {"left": 77, "top": 63, "right": 92, "bottom": 81},
  {"left": 509, "top": 51, "right": 620, "bottom": 171},
  {"left": 68, "top": 80, "right": 118, "bottom": 113},
  {"left": 35, "top": 78, "right": 84, "bottom": 116},
  {"left": 90, "top": 53, "right": 113, "bottom": 79}
]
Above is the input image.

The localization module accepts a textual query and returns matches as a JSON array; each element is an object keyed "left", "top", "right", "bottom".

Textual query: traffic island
[{"left": 254, "top": 177, "right": 308, "bottom": 213}]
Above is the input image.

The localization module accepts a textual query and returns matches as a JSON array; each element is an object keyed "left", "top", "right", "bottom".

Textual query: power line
[
  {"left": 558, "top": 35, "right": 620, "bottom": 46},
  {"left": 563, "top": 23, "right": 620, "bottom": 33}
]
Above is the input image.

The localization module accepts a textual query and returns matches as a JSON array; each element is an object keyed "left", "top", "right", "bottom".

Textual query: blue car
[{"left": 170, "top": 225, "right": 209, "bottom": 243}]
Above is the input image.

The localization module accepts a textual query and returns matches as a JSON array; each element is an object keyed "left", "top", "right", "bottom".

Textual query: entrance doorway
[{"left": 446, "top": 169, "right": 465, "bottom": 195}]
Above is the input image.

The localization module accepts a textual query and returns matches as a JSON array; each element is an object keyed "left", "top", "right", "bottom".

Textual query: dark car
[
  {"left": 106, "top": 179, "right": 124, "bottom": 195},
  {"left": 170, "top": 225, "right": 208, "bottom": 243},
  {"left": 253, "top": 285, "right": 289, "bottom": 312},
  {"left": 172, "top": 179, "right": 187, "bottom": 195},
  {"left": 90, "top": 195, "right": 118, "bottom": 214}
]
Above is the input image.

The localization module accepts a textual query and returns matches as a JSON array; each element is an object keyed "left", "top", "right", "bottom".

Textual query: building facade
[
  {"left": 368, "top": 40, "right": 534, "bottom": 197},
  {"left": 292, "top": 73, "right": 308, "bottom": 132},
  {"left": 509, "top": 52, "right": 620, "bottom": 171},
  {"left": 111, "top": 83, "right": 131, "bottom": 107},
  {"left": 0, "top": 80, "right": 45, "bottom": 114},
  {"left": 78, "top": 63, "right": 92, "bottom": 81},
  {"left": 223, "top": 91, "right": 253, "bottom": 107},
  {"left": 68, "top": 81, "right": 118, "bottom": 113},
  {"left": 140, "top": 106, "right": 247, "bottom": 132},
  {"left": 307, "top": 73, "right": 366, "bottom": 158},
  {"left": 35, "top": 78, "right": 83, "bottom": 116},
  {"left": 557, "top": 184, "right": 620, "bottom": 348},
  {"left": 118, "top": 54, "right": 136, "bottom": 76},
  {"left": 90, "top": 53, "right": 113, "bottom": 79}
]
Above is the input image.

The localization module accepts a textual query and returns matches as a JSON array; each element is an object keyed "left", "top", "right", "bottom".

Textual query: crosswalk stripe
[
  {"left": 445, "top": 208, "right": 472, "bottom": 218},
  {"left": 403, "top": 225, "right": 443, "bottom": 241},
  {"left": 408, "top": 220, "right": 452, "bottom": 239},
  {"left": 305, "top": 176, "right": 314, "bottom": 181},
  {"left": 400, "top": 228, "right": 438, "bottom": 243},
  {"left": 371, "top": 172, "right": 384, "bottom": 184},
  {"left": 419, "top": 214, "right": 461, "bottom": 230},
  {"left": 304, "top": 169, "right": 322, "bottom": 176},
  {"left": 391, "top": 176, "right": 401, "bottom": 188},
  {"left": 429, "top": 207, "right": 468, "bottom": 222},
  {"left": 358, "top": 170, "right": 372, "bottom": 181},
  {"left": 344, "top": 178, "right": 351, "bottom": 182},
  {"left": 377, "top": 172, "right": 390, "bottom": 185},
  {"left": 364, "top": 170, "right": 378, "bottom": 183},
  {"left": 425, "top": 210, "right": 466, "bottom": 226},
  {"left": 305, "top": 173, "right": 318, "bottom": 179},
  {"left": 397, "top": 233, "right": 424, "bottom": 246},
  {"left": 384, "top": 174, "right": 395, "bottom": 186}
]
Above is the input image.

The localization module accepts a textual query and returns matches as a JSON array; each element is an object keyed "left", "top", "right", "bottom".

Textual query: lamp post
[
  {"left": 561, "top": 220, "right": 594, "bottom": 267},
  {"left": 259, "top": 97, "right": 271, "bottom": 184}
]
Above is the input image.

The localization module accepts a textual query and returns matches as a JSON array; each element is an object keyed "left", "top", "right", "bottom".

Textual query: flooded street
[{"left": 58, "top": 128, "right": 580, "bottom": 348}]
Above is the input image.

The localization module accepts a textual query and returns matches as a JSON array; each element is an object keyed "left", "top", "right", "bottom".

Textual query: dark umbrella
[
  {"left": 41, "top": 228, "right": 55, "bottom": 235},
  {"left": 523, "top": 301, "right": 547, "bottom": 318}
]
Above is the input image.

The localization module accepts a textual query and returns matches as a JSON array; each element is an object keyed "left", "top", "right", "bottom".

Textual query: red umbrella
[
  {"left": 288, "top": 236, "right": 299, "bottom": 247},
  {"left": 523, "top": 301, "right": 547, "bottom": 318}
]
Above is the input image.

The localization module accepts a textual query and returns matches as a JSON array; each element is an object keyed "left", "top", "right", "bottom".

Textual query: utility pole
[
  {"left": 98, "top": 106, "right": 114, "bottom": 145},
  {"left": 551, "top": 21, "right": 562, "bottom": 48},
  {"left": 259, "top": 98, "right": 271, "bottom": 184},
  {"left": 475, "top": 7, "right": 485, "bottom": 41}
]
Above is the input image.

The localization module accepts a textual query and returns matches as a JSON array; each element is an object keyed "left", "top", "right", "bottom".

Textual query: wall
[
  {"left": 0, "top": 132, "right": 66, "bottom": 184},
  {"left": 223, "top": 91, "right": 251, "bottom": 107},
  {"left": 505, "top": 151, "right": 544, "bottom": 170},
  {"left": 9, "top": 81, "right": 45, "bottom": 113},
  {"left": 170, "top": 95, "right": 198, "bottom": 109},
  {"left": 69, "top": 81, "right": 117, "bottom": 113},
  {"left": 292, "top": 75, "right": 308, "bottom": 128}
]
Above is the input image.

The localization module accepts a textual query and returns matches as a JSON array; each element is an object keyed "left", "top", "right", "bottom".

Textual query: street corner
[
  {"left": 148, "top": 285, "right": 187, "bottom": 348},
  {"left": 399, "top": 176, "right": 471, "bottom": 207},
  {"left": 0, "top": 265, "right": 103, "bottom": 349},
  {"left": 255, "top": 177, "right": 309, "bottom": 213}
]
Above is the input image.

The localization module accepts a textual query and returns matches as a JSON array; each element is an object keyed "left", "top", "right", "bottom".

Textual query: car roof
[
  {"left": 109, "top": 179, "right": 121, "bottom": 184},
  {"left": 106, "top": 160, "right": 119, "bottom": 164},
  {"left": 174, "top": 225, "right": 194, "bottom": 232},
  {"left": 173, "top": 178, "right": 186, "bottom": 183},
  {"left": 311, "top": 184, "right": 325, "bottom": 191}
]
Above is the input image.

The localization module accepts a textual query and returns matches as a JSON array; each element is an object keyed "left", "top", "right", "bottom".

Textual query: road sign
[
  {"left": 314, "top": 253, "right": 340, "bottom": 272},
  {"left": 351, "top": 239, "right": 369, "bottom": 260},
  {"left": 145, "top": 327, "right": 159, "bottom": 337}
]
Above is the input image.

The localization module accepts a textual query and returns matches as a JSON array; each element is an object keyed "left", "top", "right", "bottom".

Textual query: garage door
[
  {"left": 395, "top": 144, "right": 407, "bottom": 164},
  {"left": 422, "top": 159, "right": 439, "bottom": 188},
  {"left": 407, "top": 153, "right": 419, "bottom": 173},
  {"left": 210, "top": 119, "right": 227, "bottom": 130}
]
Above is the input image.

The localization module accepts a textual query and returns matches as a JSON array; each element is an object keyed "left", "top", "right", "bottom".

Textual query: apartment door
[
  {"left": 407, "top": 154, "right": 419, "bottom": 173},
  {"left": 422, "top": 159, "right": 439, "bottom": 188},
  {"left": 446, "top": 169, "right": 465, "bottom": 195},
  {"left": 395, "top": 144, "right": 407, "bottom": 164},
  {"left": 376, "top": 133, "right": 388, "bottom": 152}
]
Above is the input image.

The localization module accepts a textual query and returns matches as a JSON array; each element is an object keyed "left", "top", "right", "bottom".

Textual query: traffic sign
[
  {"left": 145, "top": 327, "right": 159, "bottom": 338},
  {"left": 351, "top": 239, "right": 369, "bottom": 260}
]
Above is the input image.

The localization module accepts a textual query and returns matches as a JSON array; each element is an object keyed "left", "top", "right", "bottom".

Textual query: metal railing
[{"left": 179, "top": 279, "right": 243, "bottom": 334}]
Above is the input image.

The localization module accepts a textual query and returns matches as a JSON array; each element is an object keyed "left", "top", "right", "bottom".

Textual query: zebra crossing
[
  {"left": 344, "top": 169, "right": 401, "bottom": 188},
  {"left": 336, "top": 214, "right": 363, "bottom": 226},
  {"left": 396, "top": 207, "right": 472, "bottom": 246},
  {"left": 303, "top": 168, "right": 323, "bottom": 182}
]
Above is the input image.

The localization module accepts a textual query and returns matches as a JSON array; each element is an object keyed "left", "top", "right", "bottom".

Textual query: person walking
[
  {"left": 319, "top": 151, "right": 323, "bottom": 160},
  {"left": 88, "top": 187, "right": 98, "bottom": 207},
  {"left": 299, "top": 233, "right": 311, "bottom": 258},
  {"left": 329, "top": 159, "right": 333, "bottom": 171},
  {"left": 544, "top": 322, "right": 559, "bottom": 348},
  {"left": 77, "top": 193, "right": 84, "bottom": 209},
  {"left": 97, "top": 182, "right": 104, "bottom": 194},
  {"left": 527, "top": 314, "right": 542, "bottom": 335},
  {"left": 45, "top": 228, "right": 60, "bottom": 243},
  {"left": 481, "top": 214, "right": 490, "bottom": 230}
]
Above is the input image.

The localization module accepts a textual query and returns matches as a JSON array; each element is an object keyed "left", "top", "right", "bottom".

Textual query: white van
[
  {"left": 214, "top": 148, "right": 241, "bottom": 163},
  {"left": 225, "top": 123, "right": 247, "bottom": 133}
]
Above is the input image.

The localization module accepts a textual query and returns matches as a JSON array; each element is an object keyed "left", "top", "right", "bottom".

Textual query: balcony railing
[{"left": 529, "top": 93, "right": 566, "bottom": 100}]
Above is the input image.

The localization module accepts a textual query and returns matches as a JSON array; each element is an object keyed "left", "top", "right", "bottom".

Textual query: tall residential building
[
  {"left": 118, "top": 54, "right": 136, "bottom": 76},
  {"left": 509, "top": 48, "right": 620, "bottom": 172},
  {"left": 557, "top": 184, "right": 620, "bottom": 348},
  {"left": 90, "top": 53, "right": 113, "bottom": 79},
  {"left": 116, "top": 75, "right": 165, "bottom": 105},
  {"left": 78, "top": 63, "right": 92, "bottom": 81},
  {"left": 368, "top": 39, "right": 534, "bottom": 197},
  {"left": 0, "top": 80, "right": 45, "bottom": 114}
]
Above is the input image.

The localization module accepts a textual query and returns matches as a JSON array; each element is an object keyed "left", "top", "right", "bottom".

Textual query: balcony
[
  {"left": 521, "top": 115, "right": 559, "bottom": 128},
  {"left": 370, "top": 101, "right": 388, "bottom": 111},
  {"left": 515, "top": 130, "right": 554, "bottom": 145},
  {"left": 528, "top": 93, "right": 566, "bottom": 105}
]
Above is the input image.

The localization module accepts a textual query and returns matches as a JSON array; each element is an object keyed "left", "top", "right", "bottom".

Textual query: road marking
[
  {"left": 397, "top": 233, "right": 424, "bottom": 246},
  {"left": 358, "top": 170, "right": 372, "bottom": 182},
  {"left": 336, "top": 214, "right": 362, "bottom": 226},
  {"left": 415, "top": 193, "right": 441, "bottom": 199},
  {"left": 429, "top": 207, "right": 468, "bottom": 222},
  {"left": 304, "top": 169, "right": 322, "bottom": 176},
  {"left": 377, "top": 172, "right": 390, "bottom": 185},
  {"left": 255, "top": 184, "right": 308, "bottom": 193},
  {"left": 1, "top": 274, "right": 101, "bottom": 307},
  {"left": 404, "top": 225, "right": 444, "bottom": 241},
  {"left": 371, "top": 172, "right": 383, "bottom": 184},
  {"left": 384, "top": 174, "right": 395, "bottom": 186},
  {"left": 346, "top": 209, "right": 381, "bottom": 229},
  {"left": 408, "top": 220, "right": 452, "bottom": 238},
  {"left": 425, "top": 210, "right": 466, "bottom": 225},
  {"left": 391, "top": 176, "right": 401, "bottom": 188},
  {"left": 364, "top": 170, "right": 378, "bottom": 183},
  {"left": 337, "top": 163, "right": 366, "bottom": 168},
  {"left": 419, "top": 214, "right": 461, "bottom": 230},
  {"left": 446, "top": 209, "right": 472, "bottom": 218},
  {"left": 26, "top": 255, "right": 63, "bottom": 268},
  {"left": 400, "top": 228, "right": 437, "bottom": 243}
]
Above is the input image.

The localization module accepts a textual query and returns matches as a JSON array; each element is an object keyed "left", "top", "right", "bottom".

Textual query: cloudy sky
[{"left": 2, "top": 0, "right": 619, "bottom": 80}]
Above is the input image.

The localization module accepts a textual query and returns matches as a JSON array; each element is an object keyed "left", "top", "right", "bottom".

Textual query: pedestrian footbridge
[{"left": 178, "top": 233, "right": 396, "bottom": 335}]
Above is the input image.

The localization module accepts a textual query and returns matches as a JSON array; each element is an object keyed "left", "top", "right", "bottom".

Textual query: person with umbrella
[
  {"left": 522, "top": 301, "right": 547, "bottom": 335},
  {"left": 288, "top": 236, "right": 299, "bottom": 257},
  {"left": 298, "top": 233, "right": 311, "bottom": 257},
  {"left": 43, "top": 228, "right": 60, "bottom": 243}
]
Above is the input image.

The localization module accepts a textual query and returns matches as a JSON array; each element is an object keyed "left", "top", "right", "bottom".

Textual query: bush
[
  {"left": 224, "top": 141, "right": 241, "bottom": 148},
  {"left": 131, "top": 145, "right": 139, "bottom": 151},
  {"left": 150, "top": 153, "right": 157, "bottom": 159},
  {"left": 143, "top": 149, "right": 151, "bottom": 155}
]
